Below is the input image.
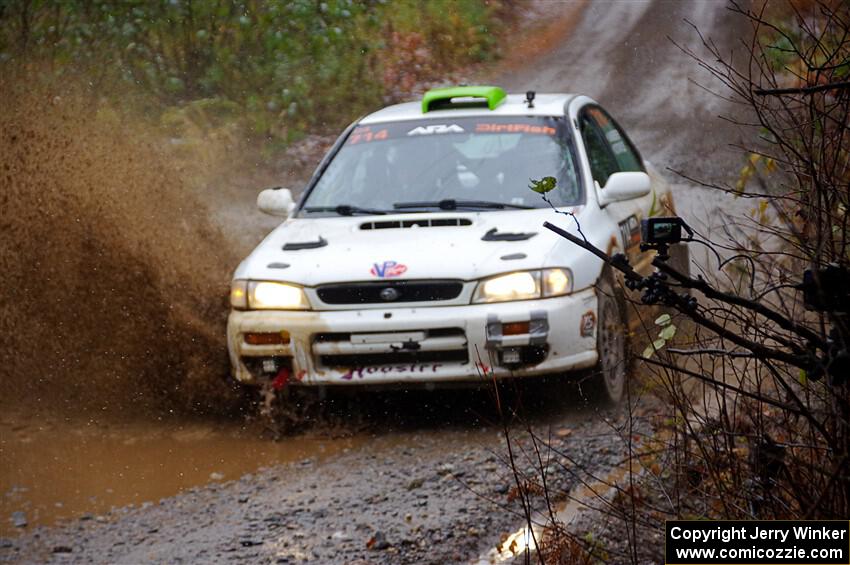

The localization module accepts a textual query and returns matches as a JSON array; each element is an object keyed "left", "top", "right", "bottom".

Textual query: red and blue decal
[{"left": 371, "top": 261, "right": 407, "bottom": 278}]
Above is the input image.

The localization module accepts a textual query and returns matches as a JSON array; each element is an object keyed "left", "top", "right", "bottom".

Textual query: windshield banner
[{"left": 346, "top": 116, "right": 563, "bottom": 146}]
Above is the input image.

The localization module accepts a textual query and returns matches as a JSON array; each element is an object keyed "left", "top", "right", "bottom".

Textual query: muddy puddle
[
  {"left": 0, "top": 413, "right": 365, "bottom": 536},
  {"left": 0, "top": 373, "right": 592, "bottom": 543},
  {"left": 0, "top": 382, "right": 589, "bottom": 538}
]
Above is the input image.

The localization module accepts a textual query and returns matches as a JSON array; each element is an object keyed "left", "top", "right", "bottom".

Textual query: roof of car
[{"left": 359, "top": 93, "right": 577, "bottom": 125}]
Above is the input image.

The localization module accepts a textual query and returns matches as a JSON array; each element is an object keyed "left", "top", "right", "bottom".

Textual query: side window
[
  {"left": 580, "top": 115, "right": 619, "bottom": 186},
  {"left": 585, "top": 106, "right": 643, "bottom": 173}
]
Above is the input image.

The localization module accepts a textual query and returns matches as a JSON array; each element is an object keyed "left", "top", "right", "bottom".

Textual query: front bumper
[{"left": 226, "top": 287, "right": 599, "bottom": 386}]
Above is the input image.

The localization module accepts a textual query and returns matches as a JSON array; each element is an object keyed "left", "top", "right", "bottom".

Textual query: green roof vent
[{"left": 421, "top": 86, "right": 507, "bottom": 113}]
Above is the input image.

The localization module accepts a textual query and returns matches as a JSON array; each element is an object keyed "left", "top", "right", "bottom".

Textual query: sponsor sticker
[
  {"left": 475, "top": 123, "right": 556, "bottom": 135},
  {"left": 580, "top": 311, "right": 597, "bottom": 337},
  {"left": 407, "top": 124, "right": 465, "bottom": 136},
  {"left": 341, "top": 363, "right": 443, "bottom": 381},
  {"left": 370, "top": 261, "right": 407, "bottom": 278}
]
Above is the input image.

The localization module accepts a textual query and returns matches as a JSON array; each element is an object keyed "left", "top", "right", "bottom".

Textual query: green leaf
[
  {"left": 528, "top": 176, "right": 557, "bottom": 194},
  {"left": 798, "top": 369, "right": 808, "bottom": 385},
  {"left": 642, "top": 338, "right": 667, "bottom": 358},
  {"left": 659, "top": 324, "right": 677, "bottom": 341},
  {"left": 654, "top": 313, "right": 671, "bottom": 326},
  {"left": 648, "top": 189, "right": 660, "bottom": 216}
]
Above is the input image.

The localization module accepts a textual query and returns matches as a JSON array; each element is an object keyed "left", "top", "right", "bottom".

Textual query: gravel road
[
  {"left": 5, "top": 389, "right": 642, "bottom": 564},
  {"left": 2, "top": 1, "right": 748, "bottom": 563}
]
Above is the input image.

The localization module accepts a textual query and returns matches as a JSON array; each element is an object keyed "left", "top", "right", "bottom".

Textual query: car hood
[{"left": 233, "top": 208, "right": 585, "bottom": 286}]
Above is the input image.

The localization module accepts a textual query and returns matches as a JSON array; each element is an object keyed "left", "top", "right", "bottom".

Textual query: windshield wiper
[
  {"left": 303, "top": 205, "right": 388, "bottom": 216},
  {"left": 393, "top": 199, "right": 533, "bottom": 211}
]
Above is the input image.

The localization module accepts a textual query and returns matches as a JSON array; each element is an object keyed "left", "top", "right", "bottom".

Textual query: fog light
[
  {"left": 262, "top": 358, "right": 279, "bottom": 373},
  {"left": 502, "top": 322, "right": 530, "bottom": 336},
  {"left": 244, "top": 332, "right": 290, "bottom": 345},
  {"left": 502, "top": 348, "right": 522, "bottom": 364}
]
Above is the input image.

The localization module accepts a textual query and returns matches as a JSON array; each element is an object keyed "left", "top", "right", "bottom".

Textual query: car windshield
[{"left": 300, "top": 116, "right": 582, "bottom": 215}]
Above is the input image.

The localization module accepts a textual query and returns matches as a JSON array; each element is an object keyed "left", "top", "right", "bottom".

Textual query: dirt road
[
  {"left": 6, "top": 388, "right": 647, "bottom": 564},
  {"left": 1, "top": 1, "right": 749, "bottom": 563}
]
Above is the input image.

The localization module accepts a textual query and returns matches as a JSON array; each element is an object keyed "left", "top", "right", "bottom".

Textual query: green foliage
[
  {"left": 641, "top": 313, "right": 677, "bottom": 358},
  {"left": 762, "top": 16, "right": 849, "bottom": 77},
  {"left": 0, "top": 0, "right": 509, "bottom": 144},
  {"left": 529, "top": 176, "right": 557, "bottom": 194}
]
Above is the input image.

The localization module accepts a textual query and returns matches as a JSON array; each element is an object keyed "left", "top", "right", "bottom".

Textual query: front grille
[{"left": 316, "top": 280, "right": 463, "bottom": 304}]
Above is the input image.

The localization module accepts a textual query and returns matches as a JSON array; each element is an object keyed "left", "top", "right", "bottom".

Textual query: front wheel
[
  {"left": 585, "top": 276, "right": 627, "bottom": 405},
  {"left": 256, "top": 384, "right": 321, "bottom": 438}
]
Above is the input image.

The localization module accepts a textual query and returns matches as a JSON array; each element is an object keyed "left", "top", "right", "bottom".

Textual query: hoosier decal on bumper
[{"left": 341, "top": 363, "right": 443, "bottom": 381}]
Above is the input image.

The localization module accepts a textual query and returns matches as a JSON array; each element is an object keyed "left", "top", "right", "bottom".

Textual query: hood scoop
[
  {"left": 482, "top": 228, "right": 537, "bottom": 242},
  {"left": 360, "top": 218, "right": 472, "bottom": 230},
  {"left": 283, "top": 236, "right": 327, "bottom": 251},
  {"left": 500, "top": 253, "right": 527, "bottom": 261}
]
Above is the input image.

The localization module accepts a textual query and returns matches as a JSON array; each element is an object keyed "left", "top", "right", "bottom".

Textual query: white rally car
[{"left": 227, "top": 86, "right": 681, "bottom": 403}]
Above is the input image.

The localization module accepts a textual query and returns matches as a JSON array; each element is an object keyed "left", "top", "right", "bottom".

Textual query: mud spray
[{"left": 0, "top": 79, "right": 244, "bottom": 418}]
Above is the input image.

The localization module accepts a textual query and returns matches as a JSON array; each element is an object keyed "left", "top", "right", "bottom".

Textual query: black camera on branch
[
  {"left": 641, "top": 217, "right": 685, "bottom": 246},
  {"left": 640, "top": 217, "right": 690, "bottom": 259}
]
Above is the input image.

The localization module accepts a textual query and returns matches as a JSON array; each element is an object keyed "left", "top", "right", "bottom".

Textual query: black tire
[
  {"left": 258, "top": 386, "right": 322, "bottom": 438},
  {"left": 585, "top": 275, "right": 628, "bottom": 405}
]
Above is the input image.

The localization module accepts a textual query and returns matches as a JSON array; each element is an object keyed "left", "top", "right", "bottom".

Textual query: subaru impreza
[{"left": 227, "top": 86, "right": 683, "bottom": 403}]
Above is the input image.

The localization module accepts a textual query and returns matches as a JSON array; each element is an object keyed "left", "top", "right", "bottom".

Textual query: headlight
[
  {"left": 249, "top": 281, "right": 310, "bottom": 310},
  {"left": 472, "top": 269, "right": 572, "bottom": 303},
  {"left": 542, "top": 268, "right": 572, "bottom": 297},
  {"left": 473, "top": 271, "right": 540, "bottom": 303},
  {"left": 230, "top": 280, "right": 310, "bottom": 310}
]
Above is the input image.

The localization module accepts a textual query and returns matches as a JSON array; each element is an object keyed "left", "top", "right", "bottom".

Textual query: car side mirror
[
  {"left": 596, "top": 172, "right": 651, "bottom": 207},
  {"left": 257, "top": 187, "right": 296, "bottom": 217}
]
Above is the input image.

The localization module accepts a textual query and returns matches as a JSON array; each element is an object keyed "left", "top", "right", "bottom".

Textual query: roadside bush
[
  {"left": 0, "top": 0, "right": 514, "bottom": 145},
  {"left": 509, "top": 2, "right": 850, "bottom": 561}
]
